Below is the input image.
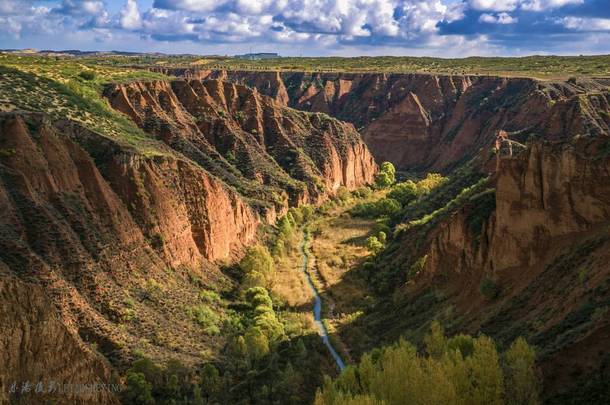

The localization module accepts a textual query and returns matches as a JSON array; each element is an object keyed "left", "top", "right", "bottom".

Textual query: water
[{"left": 299, "top": 232, "right": 346, "bottom": 371}]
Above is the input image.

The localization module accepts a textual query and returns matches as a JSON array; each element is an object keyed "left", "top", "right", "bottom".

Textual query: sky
[{"left": 1, "top": 0, "right": 610, "bottom": 57}]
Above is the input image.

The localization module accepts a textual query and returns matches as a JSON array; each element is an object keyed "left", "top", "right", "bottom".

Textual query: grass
[
  {"left": 0, "top": 54, "right": 169, "bottom": 156},
  {"left": 94, "top": 54, "right": 610, "bottom": 80},
  {"left": 16, "top": 53, "right": 610, "bottom": 79}
]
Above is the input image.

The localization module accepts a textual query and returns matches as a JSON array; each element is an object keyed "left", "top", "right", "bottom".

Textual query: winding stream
[{"left": 299, "top": 231, "right": 346, "bottom": 371}]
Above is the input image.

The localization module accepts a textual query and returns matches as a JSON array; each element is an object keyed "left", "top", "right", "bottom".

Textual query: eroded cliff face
[
  {"left": 414, "top": 141, "right": 610, "bottom": 397},
  {"left": 0, "top": 274, "right": 119, "bottom": 405},
  {"left": 425, "top": 141, "right": 610, "bottom": 278},
  {"left": 103, "top": 79, "right": 376, "bottom": 207},
  {"left": 0, "top": 112, "right": 263, "bottom": 402},
  {"left": 164, "top": 69, "right": 610, "bottom": 171},
  {"left": 0, "top": 83, "right": 377, "bottom": 402}
]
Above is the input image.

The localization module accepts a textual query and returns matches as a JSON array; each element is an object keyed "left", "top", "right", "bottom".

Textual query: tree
[
  {"left": 241, "top": 245, "right": 275, "bottom": 288},
  {"left": 201, "top": 363, "right": 221, "bottom": 401},
  {"left": 374, "top": 162, "right": 396, "bottom": 188},
  {"left": 375, "top": 198, "right": 401, "bottom": 217},
  {"left": 124, "top": 372, "right": 154, "bottom": 405},
  {"left": 388, "top": 180, "right": 418, "bottom": 205},
  {"left": 424, "top": 320, "right": 447, "bottom": 359},
  {"left": 245, "top": 326, "right": 270, "bottom": 361},
  {"left": 503, "top": 337, "right": 540, "bottom": 405},
  {"left": 366, "top": 236, "right": 384, "bottom": 255},
  {"left": 315, "top": 326, "right": 538, "bottom": 405}
]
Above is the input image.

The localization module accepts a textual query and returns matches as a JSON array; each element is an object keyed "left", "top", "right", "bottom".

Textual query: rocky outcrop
[
  {"left": 104, "top": 79, "right": 376, "bottom": 205},
  {"left": 425, "top": 141, "right": 610, "bottom": 278},
  {"left": 413, "top": 140, "right": 610, "bottom": 398},
  {"left": 0, "top": 274, "right": 119, "bottom": 405},
  {"left": 0, "top": 112, "right": 263, "bottom": 401},
  {"left": 164, "top": 69, "right": 610, "bottom": 171}
]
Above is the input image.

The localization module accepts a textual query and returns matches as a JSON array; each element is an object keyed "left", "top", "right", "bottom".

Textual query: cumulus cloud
[
  {"left": 121, "top": 0, "right": 142, "bottom": 30},
  {"left": 559, "top": 16, "right": 610, "bottom": 31},
  {"left": 54, "top": 0, "right": 106, "bottom": 16},
  {"left": 0, "top": 0, "right": 608, "bottom": 56},
  {"left": 479, "top": 12, "right": 518, "bottom": 24},
  {"left": 521, "top": 0, "right": 583, "bottom": 12}
]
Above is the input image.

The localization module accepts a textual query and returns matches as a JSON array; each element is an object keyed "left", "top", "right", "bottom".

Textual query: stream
[{"left": 299, "top": 231, "right": 346, "bottom": 371}]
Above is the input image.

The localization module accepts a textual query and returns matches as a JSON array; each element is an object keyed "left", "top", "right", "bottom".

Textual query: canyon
[{"left": 1, "top": 61, "right": 609, "bottom": 403}]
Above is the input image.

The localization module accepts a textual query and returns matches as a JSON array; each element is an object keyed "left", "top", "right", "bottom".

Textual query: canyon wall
[
  {"left": 0, "top": 79, "right": 377, "bottom": 402},
  {"left": 0, "top": 112, "right": 262, "bottom": 403},
  {"left": 157, "top": 68, "right": 610, "bottom": 171},
  {"left": 104, "top": 79, "right": 376, "bottom": 208},
  {"left": 415, "top": 141, "right": 610, "bottom": 397}
]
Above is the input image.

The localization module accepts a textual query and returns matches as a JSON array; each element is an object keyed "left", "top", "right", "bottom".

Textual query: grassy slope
[{"left": 0, "top": 54, "right": 169, "bottom": 156}]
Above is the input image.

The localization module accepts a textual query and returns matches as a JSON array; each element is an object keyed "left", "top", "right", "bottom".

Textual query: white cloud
[
  {"left": 120, "top": 0, "right": 142, "bottom": 30},
  {"left": 521, "top": 0, "right": 583, "bottom": 12},
  {"left": 469, "top": 0, "right": 519, "bottom": 12},
  {"left": 479, "top": 12, "right": 518, "bottom": 24},
  {"left": 559, "top": 16, "right": 610, "bottom": 31},
  {"left": 470, "top": 0, "right": 582, "bottom": 12}
]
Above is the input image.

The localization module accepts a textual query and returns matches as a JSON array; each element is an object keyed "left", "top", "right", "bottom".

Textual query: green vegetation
[
  {"left": 241, "top": 245, "right": 276, "bottom": 290},
  {"left": 185, "top": 55, "right": 610, "bottom": 79},
  {"left": 366, "top": 231, "right": 387, "bottom": 255},
  {"left": 352, "top": 172, "right": 447, "bottom": 223},
  {"left": 0, "top": 55, "right": 169, "bottom": 155},
  {"left": 480, "top": 277, "right": 501, "bottom": 301},
  {"left": 315, "top": 322, "right": 540, "bottom": 405},
  {"left": 186, "top": 305, "right": 222, "bottom": 335},
  {"left": 374, "top": 161, "right": 396, "bottom": 189}
]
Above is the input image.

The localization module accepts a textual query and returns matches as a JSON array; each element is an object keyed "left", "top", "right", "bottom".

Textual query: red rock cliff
[
  {"left": 104, "top": 79, "right": 377, "bottom": 207},
  {"left": 169, "top": 69, "right": 610, "bottom": 171},
  {"left": 0, "top": 112, "right": 264, "bottom": 402}
]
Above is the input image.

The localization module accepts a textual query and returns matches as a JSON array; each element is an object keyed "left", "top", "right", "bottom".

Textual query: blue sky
[{"left": 1, "top": 0, "right": 610, "bottom": 56}]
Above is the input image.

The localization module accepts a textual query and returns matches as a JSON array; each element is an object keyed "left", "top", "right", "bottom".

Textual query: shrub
[
  {"left": 388, "top": 180, "right": 418, "bottom": 205},
  {"left": 78, "top": 71, "right": 95, "bottom": 81},
  {"left": 186, "top": 305, "right": 221, "bottom": 334},
  {"left": 366, "top": 235, "right": 384, "bottom": 255},
  {"left": 374, "top": 161, "right": 396, "bottom": 188},
  {"left": 124, "top": 372, "right": 154, "bottom": 405},
  {"left": 480, "top": 276, "right": 500, "bottom": 300},
  {"left": 240, "top": 245, "right": 275, "bottom": 288},
  {"left": 351, "top": 198, "right": 401, "bottom": 219}
]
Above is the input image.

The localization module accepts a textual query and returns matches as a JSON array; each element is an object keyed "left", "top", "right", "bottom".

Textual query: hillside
[
  {"left": 1, "top": 54, "right": 610, "bottom": 404},
  {"left": 0, "top": 57, "right": 376, "bottom": 404}
]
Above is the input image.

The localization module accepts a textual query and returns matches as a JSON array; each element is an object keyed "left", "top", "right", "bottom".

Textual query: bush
[
  {"left": 241, "top": 245, "right": 275, "bottom": 288},
  {"left": 374, "top": 161, "right": 396, "bottom": 189},
  {"left": 388, "top": 180, "right": 418, "bottom": 205},
  {"left": 186, "top": 305, "right": 221, "bottom": 334},
  {"left": 480, "top": 276, "right": 500, "bottom": 300},
  {"left": 351, "top": 198, "right": 401, "bottom": 219},
  {"left": 124, "top": 372, "right": 154, "bottom": 405},
  {"left": 78, "top": 70, "right": 95, "bottom": 81}
]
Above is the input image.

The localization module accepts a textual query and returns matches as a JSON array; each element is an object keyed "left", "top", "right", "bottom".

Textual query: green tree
[
  {"left": 375, "top": 198, "right": 401, "bottom": 217},
  {"left": 241, "top": 245, "right": 275, "bottom": 288},
  {"left": 366, "top": 236, "right": 384, "bottom": 255},
  {"left": 245, "top": 326, "right": 270, "bottom": 361},
  {"left": 388, "top": 180, "right": 418, "bottom": 205},
  {"left": 201, "top": 363, "right": 221, "bottom": 401},
  {"left": 503, "top": 337, "right": 540, "bottom": 405},
  {"left": 315, "top": 326, "right": 538, "bottom": 405},
  {"left": 124, "top": 372, "right": 154, "bottom": 405},
  {"left": 424, "top": 320, "right": 447, "bottom": 359},
  {"left": 374, "top": 162, "right": 396, "bottom": 188}
]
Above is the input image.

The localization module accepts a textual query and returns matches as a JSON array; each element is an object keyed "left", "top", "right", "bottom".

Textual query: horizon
[{"left": 1, "top": 1, "right": 610, "bottom": 57}]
